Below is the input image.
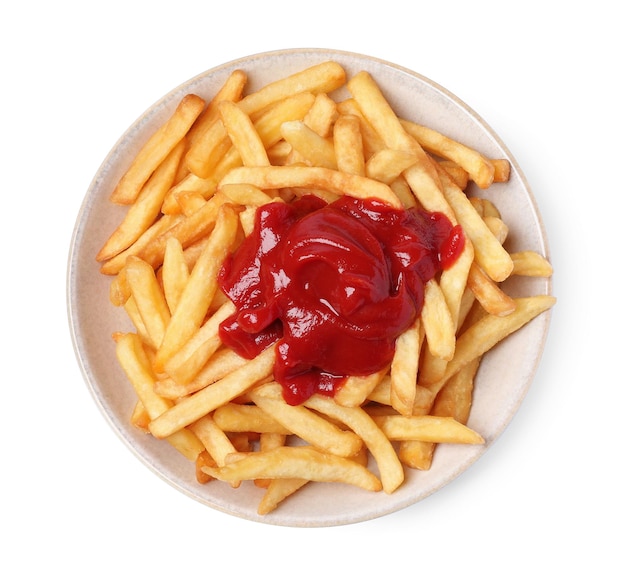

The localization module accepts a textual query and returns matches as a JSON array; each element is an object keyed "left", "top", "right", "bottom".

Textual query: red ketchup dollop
[{"left": 218, "top": 195, "right": 464, "bottom": 405}]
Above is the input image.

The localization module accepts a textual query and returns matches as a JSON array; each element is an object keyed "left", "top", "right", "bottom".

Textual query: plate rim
[{"left": 66, "top": 47, "right": 554, "bottom": 527}]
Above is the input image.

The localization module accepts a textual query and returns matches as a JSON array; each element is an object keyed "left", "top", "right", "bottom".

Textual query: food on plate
[{"left": 96, "top": 61, "right": 555, "bottom": 514}]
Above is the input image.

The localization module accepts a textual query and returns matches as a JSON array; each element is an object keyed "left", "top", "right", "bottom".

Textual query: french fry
[
  {"left": 467, "top": 262, "right": 517, "bottom": 316},
  {"left": 456, "top": 286, "right": 480, "bottom": 331},
  {"left": 154, "top": 347, "right": 248, "bottom": 399},
  {"left": 195, "top": 451, "right": 216, "bottom": 484},
  {"left": 443, "top": 295, "right": 556, "bottom": 382},
  {"left": 258, "top": 478, "right": 309, "bottom": 515},
  {"left": 219, "top": 165, "right": 402, "bottom": 207},
  {"left": 201, "top": 445, "right": 382, "bottom": 492},
  {"left": 111, "top": 94, "right": 205, "bottom": 204},
  {"left": 238, "top": 205, "right": 258, "bottom": 237},
  {"left": 219, "top": 183, "right": 275, "bottom": 206},
  {"left": 510, "top": 250, "right": 553, "bottom": 277},
  {"left": 437, "top": 165, "right": 514, "bottom": 282},
  {"left": 189, "top": 415, "right": 239, "bottom": 467},
  {"left": 432, "top": 356, "right": 481, "bottom": 424},
  {"left": 336, "top": 97, "right": 386, "bottom": 159},
  {"left": 280, "top": 120, "right": 337, "bottom": 169},
  {"left": 162, "top": 300, "right": 236, "bottom": 384},
  {"left": 389, "top": 177, "right": 418, "bottom": 209},
  {"left": 333, "top": 368, "right": 388, "bottom": 408},
  {"left": 368, "top": 376, "right": 433, "bottom": 416},
  {"left": 219, "top": 100, "right": 270, "bottom": 167},
  {"left": 149, "top": 345, "right": 276, "bottom": 439},
  {"left": 189, "top": 415, "right": 242, "bottom": 488},
  {"left": 181, "top": 234, "right": 212, "bottom": 270},
  {"left": 421, "top": 279, "right": 456, "bottom": 361},
  {"left": 228, "top": 434, "right": 256, "bottom": 453},
  {"left": 480, "top": 198, "right": 502, "bottom": 219},
  {"left": 370, "top": 414, "right": 484, "bottom": 445},
  {"left": 304, "top": 394, "right": 405, "bottom": 493},
  {"left": 255, "top": 432, "right": 289, "bottom": 488},
  {"left": 398, "top": 440, "right": 435, "bottom": 471},
  {"left": 125, "top": 255, "right": 170, "bottom": 349},
  {"left": 257, "top": 444, "right": 369, "bottom": 512},
  {"left": 401, "top": 119, "right": 496, "bottom": 189},
  {"left": 101, "top": 213, "right": 183, "bottom": 277},
  {"left": 274, "top": 91, "right": 337, "bottom": 170},
  {"left": 154, "top": 203, "right": 239, "bottom": 372},
  {"left": 115, "top": 333, "right": 204, "bottom": 460},
  {"left": 491, "top": 158, "right": 511, "bottom": 183},
  {"left": 407, "top": 356, "right": 482, "bottom": 471},
  {"left": 97, "top": 140, "right": 186, "bottom": 261},
  {"left": 438, "top": 160, "right": 470, "bottom": 189},
  {"left": 365, "top": 149, "right": 418, "bottom": 185},
  {"left": 161, "top": 237, "right": 189, "bottom": 313},
  {"left": 390, "top": 318, "right": 423, "bottom": 417},
  {"left": 266, "top": 140, "right": 293, "bottom": 165},
  {"left": 346, "top": 72, "right": 425, "bottom": 157},
  {"left": 483, "top": 216, "right": 509, "bottom": 244},
  {"left": 248, "top": 383, "right": 363, "bottom": 458},
  {"left": 259, "top": 432, "right": 288, "bottom": 451},
  {"left": 175, "top": 194, "right": 208, "bottom": 217},
  {"left": 298, "top": 92, "right": 338, "bottom": 138},
  {"left": 213, "top": 403, "right": 291, "bottom": 435},
  {"left": 187, "top": 69, "right": 248, "bottom": 146},
  {"left": 130, "top": 400, "right": 151, "bottom": 432},
  {"left": 469, "top": 196, "right": 485, "bottom": 217},
  {"left": 137, "top": 191, "right": 229, "bottom": 270},
  {"left": 415, "top": 347, "right": 448, "bottom": 392},
  {"left": 439, "top": 237, "right": 475, "bottom": 330},
  {"left": 123, "top": 296, "right": 150, "bottom": 346},
  {"left": 238, "top": 60, "right": 345, "bottom": 119},
  {"left": 185, "top": 115, "right": 232, "bottom": 180},
  {"left": 252, "top": 92, "right": 316, "bottom": 150},
  {"left": 333, "top": 114, "right": 365, "bottom": 176},
  {"left": 161, "top": 172, "right": 217, "bottom": 215}
]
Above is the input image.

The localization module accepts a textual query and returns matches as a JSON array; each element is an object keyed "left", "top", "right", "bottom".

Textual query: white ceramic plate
[{"left": 67, "top": 48, "right": 553, "bottom": 527}]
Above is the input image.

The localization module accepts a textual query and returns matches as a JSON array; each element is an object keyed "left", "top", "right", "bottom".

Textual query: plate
[{"left": 67, "top": 48, "right": 553, "bottom": 527}]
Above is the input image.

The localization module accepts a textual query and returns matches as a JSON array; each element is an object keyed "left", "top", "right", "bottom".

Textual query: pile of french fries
[{"left": 95, "top": 61, "right": 555, "bottom": 515}]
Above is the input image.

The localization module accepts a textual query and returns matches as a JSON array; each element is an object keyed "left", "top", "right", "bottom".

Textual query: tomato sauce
[{"left": 218, "top": 195, "right": 464, "bottom": 405}]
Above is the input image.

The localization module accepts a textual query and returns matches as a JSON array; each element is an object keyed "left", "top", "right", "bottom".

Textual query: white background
[{"left": 2, "top": 1, "right": 623, "bottom": 565}]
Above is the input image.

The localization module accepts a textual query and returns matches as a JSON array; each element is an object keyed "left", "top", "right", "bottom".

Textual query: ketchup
[{"left": 218, "top": 195, "right": 464, "bottom": 405}]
